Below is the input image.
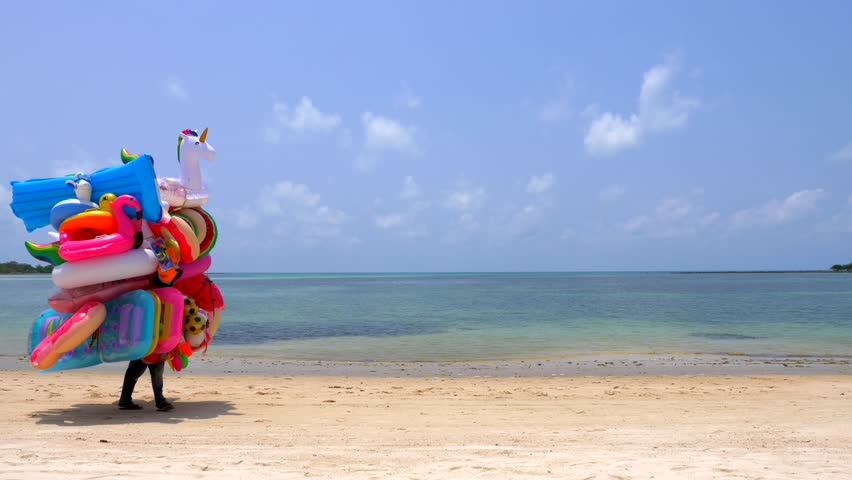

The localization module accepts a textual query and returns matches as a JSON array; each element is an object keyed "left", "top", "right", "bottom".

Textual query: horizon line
[{"left": 205, "top": 269, "right": 837, "bottom": 274}]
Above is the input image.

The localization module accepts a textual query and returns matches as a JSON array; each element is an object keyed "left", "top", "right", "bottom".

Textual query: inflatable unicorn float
[
  {"left": 122, "top": 128, "right": 216, "bottom": 208},
  {"left": 9, "top": 128, "right": 224, "bottom": 372}
]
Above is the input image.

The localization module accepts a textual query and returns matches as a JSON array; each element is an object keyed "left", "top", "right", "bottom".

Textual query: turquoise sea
[{"left": 1, "top": 272, "right": 851, "bottom": 362}]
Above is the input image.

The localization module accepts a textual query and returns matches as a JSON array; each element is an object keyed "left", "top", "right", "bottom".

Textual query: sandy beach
[{"left": 1, "top": 362, "right": 850, "bottom": 479}]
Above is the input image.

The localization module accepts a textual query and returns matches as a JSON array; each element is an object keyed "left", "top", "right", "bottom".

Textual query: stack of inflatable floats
[{"left": 9, "top": 128, "right": 224, "bottom": 372}]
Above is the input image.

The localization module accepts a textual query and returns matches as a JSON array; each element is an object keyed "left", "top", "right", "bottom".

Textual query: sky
[{"left": 1, "top": 2, "right": 851, "bottom": 272}]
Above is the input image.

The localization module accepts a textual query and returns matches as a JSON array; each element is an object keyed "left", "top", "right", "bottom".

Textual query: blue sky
[{"left": 1, "top": 2, "right": 851, "bottom": 271}]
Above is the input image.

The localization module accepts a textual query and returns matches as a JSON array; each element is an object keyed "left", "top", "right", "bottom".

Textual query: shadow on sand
[{"left": 30, "top": 399, "right": 239, "bottom": 426}]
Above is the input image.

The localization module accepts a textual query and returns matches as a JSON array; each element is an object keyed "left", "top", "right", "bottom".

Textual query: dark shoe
[
  {"left": 118, "top": 402, "right": 143, "bottom": 410},
  {"left": 156, "top": 401, "right": 174, "bottom": 412}
]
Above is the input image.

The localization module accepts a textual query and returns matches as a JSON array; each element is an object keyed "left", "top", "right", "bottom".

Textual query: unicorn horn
[{"left": 199, "top": 127, "right": 209, "bottom": 143}]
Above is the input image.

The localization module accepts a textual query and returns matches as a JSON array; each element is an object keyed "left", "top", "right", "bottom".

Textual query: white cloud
[
  {"left": 0, "top": 185, "right": 26, "bottom": 253},
  {"left": 495, "top": 186, "right": 560, "bottom": 240},
  {"left": 395, "top": 83, "right": 421, "bottom": 109},
  {"left": 503, "top": 204, "right": 544, "bottom": 238},
  {"left": 51, "top": 146, "right": 99, "bottom": 177},
  {"left": 599, "top": 184, "right": 626, "bottom": 202},
  {"left": 584, "top": 56, "right": 700, "bottom": 156},
  {"left": 257, "top": 181, "right": 320, "bottom": 217},
  {"left": 585, "top": 113, "right": 642, "bottom": 155},
  {"left": 445, "top": 185, "right": 487, "bottom": 212},
  {"left": 374, "top": 179, "right": 429, "bottom": 236},
  {"left": 374, "top": 208, "right": 429, "bottom": 237},
  {"left": 362, "top": 112, "right": 418, "bottom": 154},
  {"left": 354, "top": 112, "right": 420, "bottom": 171},
  {"left": 442, "top": 181, "right": 487, "bottom": 243},
  {"left": 526, "top": 173, "right": 555, "bottom": 194},
  {"left": 621, "top": 196, "right": 719, "bottom": 238},
  {"left": 498, "top": 175, "right": 559, "bottom": 239},
  {"left": 400, "top": 176, "right": 421, "bottom": 199},
  {"left": 375, "top": 213, "right": 406, "bottom": 229},
  {"left": 731, "top": 189, "right": 825, "bottom": 229},
  {"left": 165, "top": 77, "right": 188, "bottom": 101},
  {"left": 0, "top": 185, "right": 12, "bottom": 221},
  {"left": 273, "top": 97, "right": 341, "bottom": 134},
  {"left": 232, "top": 180, "right": 347, "bottom": 243},
  {"left": 313, "top": 206, "right": 347, "bottom": 225},
  {"left": 829, "top": 142, "right": 852, "bottom": 162},
  {"left": 637, "top": 62, "right": 699, "bottom": 131},
  {"left": 656, "top": 197, "right": 693, "bottom": 223}
]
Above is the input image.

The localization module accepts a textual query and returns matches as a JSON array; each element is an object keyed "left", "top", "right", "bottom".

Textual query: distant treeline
[
  {"left": 831, "top": 263, "right": 852, "bottom": 272},
  {"left": 0, "top": 261, "right": 52, "bottom": 274}
]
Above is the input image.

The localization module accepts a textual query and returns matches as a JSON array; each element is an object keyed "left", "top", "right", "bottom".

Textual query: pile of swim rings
[{"left": 9, "top": 128, "right": 224, "bottom": 372}]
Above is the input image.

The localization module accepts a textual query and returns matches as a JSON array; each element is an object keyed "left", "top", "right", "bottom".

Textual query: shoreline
[
  {"left": 3, "top": 352, "right": 850, "bottom": 377},
  {"left": 0, "top": 270, "right": 843, "bottom": 276}
]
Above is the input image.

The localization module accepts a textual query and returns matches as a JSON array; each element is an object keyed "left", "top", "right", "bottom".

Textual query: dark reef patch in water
[
  {"left": 213, "top": 319, "right": 448, "bottom": 345},
  {"left": 690, "top": 332, "right": 763, "bottom": 340}
]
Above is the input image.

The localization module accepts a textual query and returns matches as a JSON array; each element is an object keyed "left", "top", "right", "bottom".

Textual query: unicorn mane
[{"left": 177, "top": 129, "right": 199, "bottom": 163}]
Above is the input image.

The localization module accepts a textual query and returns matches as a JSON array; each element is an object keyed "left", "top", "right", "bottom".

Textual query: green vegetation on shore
[
  {"left": 0, "top": 261, "right": 52, "bottom": 274},
  {"left": 677, "top": 270, "right": 829, "bottom": 274},
  {"left": 831, "top": 263, "right": 852, "bottom": 272}
]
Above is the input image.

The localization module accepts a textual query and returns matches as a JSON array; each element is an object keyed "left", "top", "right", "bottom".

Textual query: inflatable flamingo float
[{"left": 58, "top": 194, "right": 144, "bottom": 262}]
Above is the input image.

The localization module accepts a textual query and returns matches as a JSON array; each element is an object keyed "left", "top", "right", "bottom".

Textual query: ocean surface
[{"left": 1, "top": 272, "right": 851, "bottom": 362}]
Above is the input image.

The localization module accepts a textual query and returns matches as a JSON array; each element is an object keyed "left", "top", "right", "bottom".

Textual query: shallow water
[{"left": 2, "top": 272, "right": 851, "bottom": 361}]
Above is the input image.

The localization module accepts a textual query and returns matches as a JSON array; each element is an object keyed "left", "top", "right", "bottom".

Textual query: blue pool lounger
[{"left": 10, "top": 155, "right": 162, "bottom": 232}]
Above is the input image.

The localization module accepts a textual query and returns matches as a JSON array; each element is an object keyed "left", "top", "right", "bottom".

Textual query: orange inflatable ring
[{"left": 59, "top": 210, "right": 117, "bottom": 241}]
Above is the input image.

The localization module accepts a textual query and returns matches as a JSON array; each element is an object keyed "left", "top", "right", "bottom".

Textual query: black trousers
[{"left": 119, "top": 359, "right": 165, "bottom": 406}]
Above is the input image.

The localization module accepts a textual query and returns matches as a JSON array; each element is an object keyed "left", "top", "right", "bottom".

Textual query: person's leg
[
  {"left": 148, "top": 362, "right": 172, "bottom": 410},
  {"left": 119, "top": 359, "right": 148, "bottom": 408}
]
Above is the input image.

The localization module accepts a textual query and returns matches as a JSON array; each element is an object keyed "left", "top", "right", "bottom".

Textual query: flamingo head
[{"left": 112, "top": 194, "right": 143, "bottom": 220}]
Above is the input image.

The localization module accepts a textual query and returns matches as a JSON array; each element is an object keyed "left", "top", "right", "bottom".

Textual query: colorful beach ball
[{"left": 183, "top": 298, "right": 208, "bottom": 335}]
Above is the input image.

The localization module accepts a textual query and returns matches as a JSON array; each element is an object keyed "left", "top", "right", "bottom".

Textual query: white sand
[{"left": 1, "top": 371, "right": 850, "bottom": 479}]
